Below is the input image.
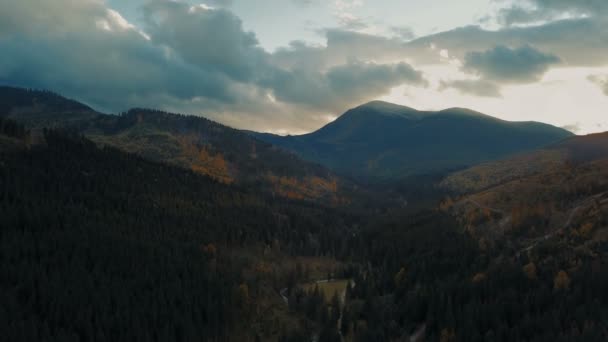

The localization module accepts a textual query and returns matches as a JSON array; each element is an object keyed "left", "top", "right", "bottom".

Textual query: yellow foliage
[
  {"left": 554, "top": 270, "right": 571, "bottom": 291},
  {"left": 236, "top": 283, "right": 249, "bottom": 308}
]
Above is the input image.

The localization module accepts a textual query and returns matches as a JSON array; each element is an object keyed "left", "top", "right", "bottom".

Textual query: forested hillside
[
  {"left": 0, "top": 87, "right": 350, "bottom": 203},
  {"left": 0, "top": 123, "right": 355, "bottom": 341},
  {"left": 2, "top": 90, "right": 608, "bottom": 341}
]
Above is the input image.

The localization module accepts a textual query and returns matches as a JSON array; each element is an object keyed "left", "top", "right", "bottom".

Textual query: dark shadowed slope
[
  {"left": 0, "top": 86, "right": 99, "bottom": 128},
  {"left": 253, "top": 101, "right": 573, "bottom": 180},
  {"left": 0, "top": 86, "right": 349, "bottom": 203}
]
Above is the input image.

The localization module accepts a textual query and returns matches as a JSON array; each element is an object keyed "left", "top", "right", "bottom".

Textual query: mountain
[
  {"left": 0, "top": 86, "right": 99, "bottom": 128},
  {"left": 253, "top": 101, "right": 574, "bottom": 180},
  {"left": 0, "top": 87, "right": 349, "bottom": 203},
  {"left": 441, "top": 132, "right": 608, "bottom": 193},
  {"left": 3, "top": 93, "right": 608, "bottom": 341}
]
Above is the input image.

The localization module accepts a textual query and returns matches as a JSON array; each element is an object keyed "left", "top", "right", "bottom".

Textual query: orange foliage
[
  {"left": 254, "top": 261, "right": 272, "bottom": 275},
  {"left": 471, "top": 272, "right": 487, "bottom": 283},
  {"left": 554, "top": 270, "right": 571, "bottom": 291},
  {"left": 578, "top": 222, "right": 594, "bottom": 238},
  {"left": 265, "top": 173, "right": 340, "bottom": 201},
  {"left": 177, "top": 135, "right": 233, "bottom": 184}
]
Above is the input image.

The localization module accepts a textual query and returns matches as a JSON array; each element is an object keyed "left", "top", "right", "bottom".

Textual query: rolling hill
[
  {"left": 253, "top": 101, "right": 573, "bottom": 180},
  {"left": 0, "top": 86, "right": 349, "bottom": 203},
  {"left": 440, "top": 132, "right": 608, "bottom": 261},
  {"left": 441, "top": 132, "right": 608, "bottom": 194},
  {"left": 0, "top": 123, "right": 357, "bottom": 341}
]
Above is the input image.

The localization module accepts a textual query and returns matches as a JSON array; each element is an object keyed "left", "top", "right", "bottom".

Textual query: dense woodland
[
  {"left": 0, "top": 123, "right": 355, "bottom": 341},
  {"left": 2, "top": 95, "right": 608, "bottom": 341},
  {"left": 344, "top": 212, "right": 608, "bottom": 341}
]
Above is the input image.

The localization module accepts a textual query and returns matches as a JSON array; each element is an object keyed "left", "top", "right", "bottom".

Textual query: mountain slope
[
  {"left": 0, "top": 87, "right": 349, "bottom": 203},
  {"left": 0, "top": 127, "right": 355, "bottom": 341},
  {"left": 253, "top": 101, "right": 574, "bottom": 180},
  {"left": 442, "top": 132, "right": 608, "bottom": 194},
  {"left": 441, "top": 133, "right": 608, "bottom": 258},
  {"left": 0, "top": 86, "right": 99, "bottom": 128}
]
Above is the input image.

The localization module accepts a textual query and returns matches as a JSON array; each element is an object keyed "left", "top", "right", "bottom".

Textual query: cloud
[
  {"left": 292, "top": 0, "right": 318, "bottom": 6},
  {"left": 275, "top": 16, "right": 608, "bottom": 75},
  {"left": 439, "top": 79, "right": 502, "bottom": 97},
  {"left": 588, "top": 75, "right": 608, "bottom": 96},
  {"left": 0, "top": 0, "right": 430, "bottom": 133},
  {"left": 206, "top": 0, "right": 234, "bottom": 7},
  {"left": 272, "top": 29, "right": 413, "bottom": 72},
  {"left": 462, "top": 45, "right": 560, "bottom": 83},
  {"left": 142, "top": 0, "right": 269, "bottom": 82},
  {"left": 390, "top": 26, "right": 415, "bottom": 40},
  {"left": 405, "top": 19, "right": 608, "bottom": 67},
  {"left": 0, "top": 0, "right": 236, "bottom": 107},
  {"left": 498, "top": 0, "right": 608, "bottom": 26},
  {"left": 1, "top": 0, "right": 606, "bottom": 134},
  {"left": 264, "top": 60, "right": 425, "bottom": 111},
  {"left": 335, "top": 12, "right": 369, "bottom": 30}
]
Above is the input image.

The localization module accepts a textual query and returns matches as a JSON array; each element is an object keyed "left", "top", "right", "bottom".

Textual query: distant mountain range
[
  {"left": 0, "top": 86, "right": 574, "bottom": 189},
  {"left": 253, "top": 101, "right": 573, "bottom": 180},
  {"left": 3, "top": 87, "right": 608, "bottom": 341},
  {"left": 0, "top": 86, "right": 348, "bottom": 203}
]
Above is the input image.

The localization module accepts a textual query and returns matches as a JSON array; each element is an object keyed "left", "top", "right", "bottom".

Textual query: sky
[{"left": 1, "top": 0, "right": 607, "bottom": 135}]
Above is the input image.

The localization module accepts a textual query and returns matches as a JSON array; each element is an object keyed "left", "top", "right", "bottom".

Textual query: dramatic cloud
[
  {"left": 0, "top": 0, "right": 606, "bottom": 134},
  {"left": 0, "top": 0, "right": 428, "bottom": 132},
  {"left": 439, "top": 79, "right": 502, "bottom": 97},
  {"left": 275, "top": 17, "right": 608, "bottom": 73},
  {"left": 266, "top": 60, "right": 424, "bottom": 111},
  {"left": 142, "top": 0, "right": 269, "bottom": 82},
  {"left": 272, "top": 29, "right": 413, "bottom": 71},
  {"left": 0, "top": 0, "right": 239, "bottom": 109},
  {"left": 462, "top": 45, "right": 560, "bottom": 83},
  {"left": 405, "top": 19, "right": 608, "bottom": 67}
]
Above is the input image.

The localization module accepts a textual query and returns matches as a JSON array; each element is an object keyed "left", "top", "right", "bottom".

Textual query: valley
[
  {"left": 1, "top": 87, "right": 608, "bottom": 341},
  {"left": 3, "top": 0, "right": 608, "bottom": 340}
]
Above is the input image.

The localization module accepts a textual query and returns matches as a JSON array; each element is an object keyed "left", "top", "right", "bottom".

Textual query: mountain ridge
[
  {"left": 253, "top": 101, "right": 574, "bottom": 180},
  {"left": 0, "top": 86, "right": 351, "bottom": 203}
]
